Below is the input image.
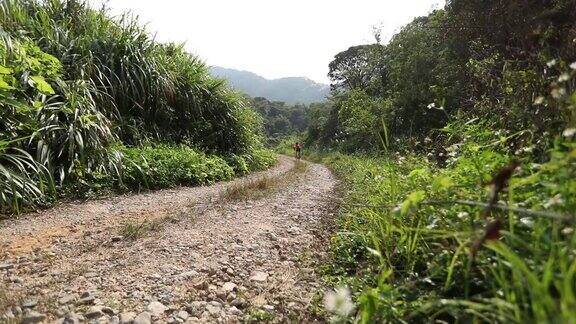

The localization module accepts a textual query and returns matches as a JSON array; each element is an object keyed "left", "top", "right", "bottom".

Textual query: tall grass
[
  {"left": 0, "top": 0, "right": 261, "bottom": 153},
  {"left": 319, "top": 127, "right": 576, "bottom": 322},
  {"left": 0, "top": 0, "right": 268, "bottom": 213}
]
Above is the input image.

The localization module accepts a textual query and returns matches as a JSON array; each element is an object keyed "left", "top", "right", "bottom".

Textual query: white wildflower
[
  {"left": 547, "top": 59, "right": 557, "bottom": 68},
  {"left": 424, "top": 137, "right": 432, "bottom": 144},
  {"left": 570, "top": 62, "right": 576, "bottom": 70},
  {"left": 558, "top": 73, "right": 571, "bottom": 82},
  {"left": 543, "top": 194, "right": 564, "bottom": 209},
  {"left": 457, "top": 211, "right": 469, "bottom": 219},
  {"left": 562, "top": 128, "right": 576, "bottom": 138},
  {"left": 427, "top": 103, "right": 436, "bottom": 110},
  {"left": 551, "top": 87, "right": 566, "bottom": 99},
  {"left": 561, "top": 227, "right": 574, "bottom": 236},
  {"left": 533, "top": 96, "right": 545, "bottom": 105},
  {"left": 324, "top": 286, "right": 355, "bottom": 318},
  {"left": 446, "top": 144, "right": 459, "bottom": 152},
  {"left": 519, "top": 217, "right": 534, "bottom": 228},
  {"left": 426, "top": 219, "right": 438, "bottom": 229}
]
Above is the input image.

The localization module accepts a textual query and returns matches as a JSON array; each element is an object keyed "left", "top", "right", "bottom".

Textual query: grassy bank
[{"left": 306, "top": 131, "right": 575, "bottom": 322}]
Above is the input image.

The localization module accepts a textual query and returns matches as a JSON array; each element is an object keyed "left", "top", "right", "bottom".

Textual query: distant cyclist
[{"left": 293, "top": 142, "right": 302, "bottom": 159}]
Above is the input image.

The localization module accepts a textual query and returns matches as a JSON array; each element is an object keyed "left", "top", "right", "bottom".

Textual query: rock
[
  {"left": 205, "top": 304, "right": 221, "bottom": 317},
  {"left": 56, "top": 313, "right": 81, "bottom": 324},
  {"left": 147, "top": 301, "right": 167, "bottom": 316},
  {"left": 186, "top": 301, "right": 206, "bottom": 316},
  {"left": 85, "top": 306, "right": 104, "bottom": 319},
  {"left": 0, "top": 263, "right": 13, "bottom": 270},
  {"left": 12, "top": 306, "right": 22, "bottom": 315},
  {"left": 228, "top": 306, "right": 242, "bottom": 316},
  {"left": 58, "top": 294, "right": 77, "bottom": 305},
  {"left": 133, "top": 311, "right": 152, "bottom": 324},
  {"left": 221, "top": 282, "right": 237, "bottom": 292},
  {"left": 230, "top": 298, "right": 246, "bottom": 308},
  {"left": 191, "top": 279, "right": 208, "bottom": 290},
  {"left": 2, "top": 310, "right": 14, "bottom": 319},
  {"left": 263, "top": 305, "right": 275, "bottom": 311},
  {"left": 22, "top": 310, "right": 46, "bottom": 324},
  {"left": 109, "top": 315, "right": 120, "bottom": 324},
  {"left": 178, "top": 270, "right": 199, "bottom": 279},
  {"left": 119, "top": 311, "right": 136, "bottom": 323},
  {"left": 76, "top": 295, "right": 95, "bottom": 305},
  {"left": 176, "top": 310, "right": 189, "bottom": 320},
  {"left": 267, "top": 232, "right": 278, "bottom": 241},
  {"left": 249, "top": 271, "right": 268, "bottom": 282},
  {"left": 101, "top": 306, "right": 115, "bottom": 316},
  {"left": 22, "top": 298, "right": 38, "bottom": 308}
]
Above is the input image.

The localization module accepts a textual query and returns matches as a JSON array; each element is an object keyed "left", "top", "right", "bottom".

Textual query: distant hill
[{"left": 209, "top": 66, "right": 329, "bottom": 104}]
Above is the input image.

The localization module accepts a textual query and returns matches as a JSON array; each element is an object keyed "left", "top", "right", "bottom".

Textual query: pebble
[
  {"left": 58, "top": 294, "right": 77, "bottom": 305},
  {"left": 76, "top": 295, "right": 95, "bottom": 305},
  {"left": 147, "top": 301, "right": 167, "bottom": 316},
  {"left": 22, "top": 298, "right": 38, "bottom": 308},
  {"left": 22, "top": 310, "right": 46, "bottom": 324},
  {"left": 133, "top": 311, "right": 152, "bottom": 324},
  {"left": 85, "top": 306, "right": 104, "bottom": 319},
  {"left": 205, "top": 304, "right": 221, "bottom": 317},
  {"left": 176, "top": 310, "right": 189, "bottom": 320},
  {"left": 221, "top": 282, "right": 237, "bottom": 292},
  {"left": 119, "top": 311, "right": 136, "bottom": 323},
  {"left": 228, "top": 306, "right": 242, "bottom": 316},
  {"left": 249, "top": 271, "right": 269, "bottom": 282}
]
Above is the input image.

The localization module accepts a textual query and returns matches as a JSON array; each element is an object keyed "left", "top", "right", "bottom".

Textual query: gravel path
[{"left": 0, "top": 156, "right": 339, "bottom": 323}]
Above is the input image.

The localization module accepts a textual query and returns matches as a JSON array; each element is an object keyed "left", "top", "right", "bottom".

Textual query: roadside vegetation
[
  {"left": 0, "top": 0, "right": 275, "bottom": 214},
  {"left": 279, "top": 1, "right": 576, "bottom": 322}
]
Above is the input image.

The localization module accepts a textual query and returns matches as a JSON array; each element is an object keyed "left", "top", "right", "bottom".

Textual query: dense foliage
[
  {"left": 298, "top": 0, "right": 576, "bottom": 322},
  {"left": 0, "top": 0, "right": 272, "bottom": 213},
  {"left": 307, "top": 0, "right": 576, "bottom": 154},
  {"left": 251, "top": 97, "right": 327, "bottom": 144}
]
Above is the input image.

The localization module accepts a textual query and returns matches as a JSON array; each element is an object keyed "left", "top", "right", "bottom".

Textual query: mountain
[{"left": 209, "top": 66, "right": 329, "bottom": 104}]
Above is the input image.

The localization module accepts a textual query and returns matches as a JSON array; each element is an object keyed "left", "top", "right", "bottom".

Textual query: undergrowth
[{"left": 312, "top": 123, "right": 575, "bottom": 323}]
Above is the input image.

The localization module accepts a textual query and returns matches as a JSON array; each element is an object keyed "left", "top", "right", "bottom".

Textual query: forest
[{"left": 287, "top": 0, "right": 576, "bottom": 322}]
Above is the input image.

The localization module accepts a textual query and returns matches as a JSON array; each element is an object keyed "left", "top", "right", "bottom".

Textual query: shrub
[
  {"left": 120, "top": 145, "right": 235, "bottom": 190},
  {"left": 245, "top": 149, "right": 277, "bottom": 171}
]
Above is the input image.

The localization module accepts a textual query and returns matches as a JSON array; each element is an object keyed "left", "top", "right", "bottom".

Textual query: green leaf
[
  {"left": 432, "top": 175, "right": 453, "bottom": 192},
  {"left": 401, "top": 190, "right": 426, "bottom": 215},
  {"left": 0, "top": 78, "right": 15, "bottom": 90},
  {"left": 0, "top": 65, "right": 13, "bottom": 74},
  {"left": 30, "top": 76, "right": 55, "bottom": 94}
]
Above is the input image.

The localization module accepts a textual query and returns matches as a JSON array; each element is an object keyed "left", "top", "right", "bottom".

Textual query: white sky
[{"left": 91, "top": 0, "right": 444, "bottom": 83}]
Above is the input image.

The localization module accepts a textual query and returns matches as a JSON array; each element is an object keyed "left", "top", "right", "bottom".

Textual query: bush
[
  {"left": 245, "top": 149, "right": 277, "bottom": 171},
  {"left": 120, "top": 145, "right": 235, "bottom": 190}
]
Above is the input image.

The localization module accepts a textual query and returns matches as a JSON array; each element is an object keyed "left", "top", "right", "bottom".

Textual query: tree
[{"left": 328, "top": 44, "right": 387, "bottom": 95}]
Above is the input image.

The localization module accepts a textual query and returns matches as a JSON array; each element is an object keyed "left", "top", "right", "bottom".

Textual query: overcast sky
[{"left": 91, "top": 0, "right": 444, "bottom": 83}]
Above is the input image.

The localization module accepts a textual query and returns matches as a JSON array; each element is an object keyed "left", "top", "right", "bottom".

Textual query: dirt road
[{"left": 0, "top": 156, "right": 339, "bottom": 323}]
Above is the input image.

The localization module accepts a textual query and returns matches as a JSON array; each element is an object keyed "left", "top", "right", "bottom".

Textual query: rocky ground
[{"left": 0, "top": 156, "right": 339, "bottom": 323}]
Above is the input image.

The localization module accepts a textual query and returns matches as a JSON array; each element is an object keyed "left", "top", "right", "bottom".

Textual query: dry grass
[
  {"left": 119, "top": 215, "right": 179, "bottom": 240},
  {"left": 221, "top": 159, "right": 308, "bottom": 201}
]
